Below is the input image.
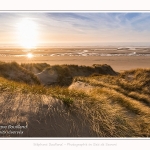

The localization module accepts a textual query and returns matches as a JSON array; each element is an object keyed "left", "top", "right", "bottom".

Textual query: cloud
[{"left": 1, "top": 12, "right": 150, "bottom": 44}]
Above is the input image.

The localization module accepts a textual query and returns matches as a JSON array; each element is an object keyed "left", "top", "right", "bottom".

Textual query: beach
[{"left": 0, "top": 47, "right": 150, "bottom": 72}]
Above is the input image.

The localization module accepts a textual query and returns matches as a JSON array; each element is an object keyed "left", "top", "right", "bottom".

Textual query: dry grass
[
  {"left": 21, "top": 63, "right": 50, "bottom": 74},
  {"left": 35, "top": 64, "right": 117, "bottom": 86},
  {"left": 0, "top": 61, "right": 40, "bottom": 84},
  {"left": 70, "top": 69, "right": 150, "bottom": 137},
  {"left": 0, "top": 77, "right": 96, "bottom": 137},
  {"left": 0, "top": 62, "right": 150, "bottom": 137}
]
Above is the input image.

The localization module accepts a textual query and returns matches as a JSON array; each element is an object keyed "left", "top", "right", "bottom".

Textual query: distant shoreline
[{"left": 0, "top": 47, "right": 150, "bottom": 72}]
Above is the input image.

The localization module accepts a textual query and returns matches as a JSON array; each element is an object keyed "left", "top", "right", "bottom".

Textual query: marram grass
[{"left": 0, "top": 62, "right": 150, "bottom": 137}]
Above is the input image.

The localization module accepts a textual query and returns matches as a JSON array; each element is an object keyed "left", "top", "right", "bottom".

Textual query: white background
[
  {"left": 0, "top": 0, "right": 150, "bottom": 149},
  {"left": 0, "top": 138, "right": 150, "bottom": 150},
  {"left": 0, "top": 0, "right": 150, "bottom": 10}
]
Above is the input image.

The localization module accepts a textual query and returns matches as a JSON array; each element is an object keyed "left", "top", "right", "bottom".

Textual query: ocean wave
[{"left": 0, "top": 52, "right": 150, "bottom": 57}]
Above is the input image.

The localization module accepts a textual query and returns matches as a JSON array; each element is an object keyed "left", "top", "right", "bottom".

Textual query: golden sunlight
[
  {"left": 26, "top": 53, "right": 34, "bottom": 58},
  {"left": 17, "top": 18, "right": 38, "bottom": 49}
]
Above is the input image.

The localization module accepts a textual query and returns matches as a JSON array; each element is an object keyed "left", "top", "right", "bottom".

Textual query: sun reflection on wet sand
[{"left": 26, "top": 53, "right": 33, "bottom": 58}]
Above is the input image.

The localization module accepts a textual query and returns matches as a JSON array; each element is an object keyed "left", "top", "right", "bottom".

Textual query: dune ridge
[{"left": 0, "top": 61, "right": 150, "bottom": 137}]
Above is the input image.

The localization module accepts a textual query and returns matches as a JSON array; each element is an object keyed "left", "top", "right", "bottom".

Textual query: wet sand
[{"left": 0, "top": 47, "right": 150, "bottom": 72}]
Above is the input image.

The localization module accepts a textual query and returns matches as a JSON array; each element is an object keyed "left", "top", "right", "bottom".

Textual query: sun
[
  {"left": 17, "top": 18, "right": 38, "bottom": 49},
  {"left": 26, "top": 53, "right": 34, "bottom": 58}
]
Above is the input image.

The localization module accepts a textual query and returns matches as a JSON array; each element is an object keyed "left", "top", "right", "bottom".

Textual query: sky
[{"left": 1, "top": 12, "right": 150, "bottom": 47}]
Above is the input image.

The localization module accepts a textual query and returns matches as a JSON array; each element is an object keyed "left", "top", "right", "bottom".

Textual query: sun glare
[
  {"left": 17, "top": 18, "right": 38, "bottom": 49},
  {"left": 27, "top": 53, "right": 33, "bottom": 58}
]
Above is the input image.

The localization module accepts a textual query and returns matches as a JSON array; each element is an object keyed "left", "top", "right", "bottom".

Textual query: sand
[
  {"left": 0, "top": 47, "right": 150, "bottom": 137},
  {"left": 0, "top": 55, "right": 149, "bottom": 72},
  {"left": 69, "top": 81, "right": 93, "bottom": 93},
  {"left": 0, "top": 47, "right": 150, "bottom": 72},
  {"left": 0, "top": 93, "right": 96, "bottom": 137}
]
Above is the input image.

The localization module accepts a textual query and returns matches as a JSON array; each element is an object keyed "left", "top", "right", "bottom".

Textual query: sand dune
[
  {"left": 36, "top": 68, "right": 58, "bottom": 85},
  {"left": 35, "top": 64, "right": 117, "bottom": 86},
  {"left": 0, "top": 93, "right": 96, "bottom": 137},
  {"left": 0, "top": 61, "right": 40, "bottom": 84},
  {"left": 0, "top": 62, "right": 150, "bottom": 137}
]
